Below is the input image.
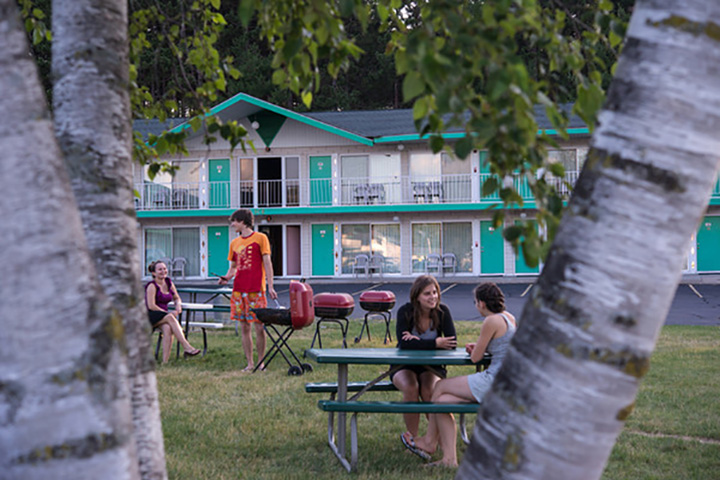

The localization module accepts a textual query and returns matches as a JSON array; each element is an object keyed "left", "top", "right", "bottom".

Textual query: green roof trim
[
  {"left": 374, "top": 132, "right": 467, "bottom": 143},
  {"left": 206, "top": 93, "right": 374, "bottom": 146},
  {"left": 374, "top": 128, "right": 590, "bottom": 144}
]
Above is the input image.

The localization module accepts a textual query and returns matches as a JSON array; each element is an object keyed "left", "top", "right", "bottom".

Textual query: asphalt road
[{"left": 189, "top": 281, "right": 720, "bottom": 327}]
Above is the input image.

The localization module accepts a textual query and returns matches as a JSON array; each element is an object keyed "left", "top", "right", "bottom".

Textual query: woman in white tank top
[{"left": 401, "top": 282, "right": 516, "bottom": 468}]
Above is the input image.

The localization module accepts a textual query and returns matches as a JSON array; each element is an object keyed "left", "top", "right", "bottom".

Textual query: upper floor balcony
[{"left": 134, "top": 171, "right": 720, "bottom": 212}]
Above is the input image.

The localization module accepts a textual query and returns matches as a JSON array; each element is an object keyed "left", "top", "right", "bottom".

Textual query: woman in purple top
[{"left": 146, "top": 260, "right": 200, "bottom": 363}]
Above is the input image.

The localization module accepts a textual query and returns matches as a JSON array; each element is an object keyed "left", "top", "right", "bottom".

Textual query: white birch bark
[
  {"left": 0, "top": 2, "right": 138, "bottom": 479},
  {"left": 52, "top": 1, "right": 167, "bottom": 479},
  {"left": 458, "top": 1, "right": 720, "bottom": 478}
]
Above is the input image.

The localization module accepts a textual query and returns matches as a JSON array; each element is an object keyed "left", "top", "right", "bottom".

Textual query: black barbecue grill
[
  {"left": 252, "top": 280, "right": 314, "bottom": 375},
  {"left": 309, "top": 292, "right": 355, "bottom": 350},
  {"left": 355, "top": 290, "right": 396, "bottom": 344}
]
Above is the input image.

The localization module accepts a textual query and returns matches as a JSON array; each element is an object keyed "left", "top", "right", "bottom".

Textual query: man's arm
[
  {"left": 262, "top": 254, "right": 277, "bottom": 299},
  {"left": 217, "top": 261, "right": 237, "bottom": 285}
]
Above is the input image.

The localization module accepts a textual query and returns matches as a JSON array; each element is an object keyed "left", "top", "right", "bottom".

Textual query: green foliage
[
  {"left": 238, "top": 0, "right": 370, "bottom": 107},
  {"left": 128, "top": 0, "right": 248, "bottom": 172}
]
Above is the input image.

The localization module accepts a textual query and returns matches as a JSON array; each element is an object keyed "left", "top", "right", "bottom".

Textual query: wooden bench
[{"left": 307, "top": 381, "right": 479, "bottom": 471}]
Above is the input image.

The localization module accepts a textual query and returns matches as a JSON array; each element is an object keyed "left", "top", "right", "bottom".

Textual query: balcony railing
[{"left": 134, "top": 170, "right": 718, "bottom": 211}]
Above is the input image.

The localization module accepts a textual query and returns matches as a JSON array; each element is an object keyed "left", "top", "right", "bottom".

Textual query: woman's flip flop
[{"left": 400, "top": 432, "right": 431, "bottom": 461}]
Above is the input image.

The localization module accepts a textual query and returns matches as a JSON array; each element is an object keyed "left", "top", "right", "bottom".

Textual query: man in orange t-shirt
[{"left": 218, "top": 209, "right": 277, "bottom": 372}]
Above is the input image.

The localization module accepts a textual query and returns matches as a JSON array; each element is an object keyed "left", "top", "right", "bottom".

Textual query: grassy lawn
[{"left": 156, "top": 322, "right": 720, "bottom": 479}]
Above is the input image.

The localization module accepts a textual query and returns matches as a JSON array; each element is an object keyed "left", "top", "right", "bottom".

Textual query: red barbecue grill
[
  {"left": 309, "top": 292, "right": 355, "bottom": 349},
  {"left": 355, "top": 290, "right": 396, "bottom": 344},
  {"left": 251, "top": 280, "right": 314, "bottom": 375}
]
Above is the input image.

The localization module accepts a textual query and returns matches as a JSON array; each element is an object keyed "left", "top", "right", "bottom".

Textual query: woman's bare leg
[
  {"left": 156, "top": 314, "right": 195, "bottom": 353},
  {"left": 392, "top": 369, "right": 421, "bottom": 436},
  {"left": 414, "top": 375, "right": 475, "bottom": 466},
  {"left": 160, "top": 323, "right": 173, "bottom": 363}
]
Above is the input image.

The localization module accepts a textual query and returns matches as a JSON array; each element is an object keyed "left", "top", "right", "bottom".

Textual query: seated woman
[
  {"left": 401, "top": 282, "right": 516, "bottom": 467},
  {"left": 146, "top": 260, "right": 201, "bottom": 363},
  {"left": 394, "top": 275, "right": 457, "bottom": 439}
]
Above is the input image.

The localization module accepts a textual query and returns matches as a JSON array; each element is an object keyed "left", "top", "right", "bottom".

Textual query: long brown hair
[{"left": 409, "top": 275, "right": 442, "bottom": 331}]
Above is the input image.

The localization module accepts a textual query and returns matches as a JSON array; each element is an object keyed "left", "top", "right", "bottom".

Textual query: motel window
[
  {"left": 341, "top": 223, "right": 401, "bottom": 274},
  {"left": 144, "top": 227, "right": 200, "bottom": 277},
  {"left": 412, "top": 222, "right": 472, "bottom": 273}
]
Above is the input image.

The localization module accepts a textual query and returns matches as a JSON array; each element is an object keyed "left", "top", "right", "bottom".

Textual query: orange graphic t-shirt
[{"left": 227, "top": 231, "right": 271, "bottom": 293}]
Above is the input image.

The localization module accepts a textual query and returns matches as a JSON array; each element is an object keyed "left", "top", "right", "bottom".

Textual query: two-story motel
[{"left": 133, "top": 92, "right": 720, "bottom": 281}]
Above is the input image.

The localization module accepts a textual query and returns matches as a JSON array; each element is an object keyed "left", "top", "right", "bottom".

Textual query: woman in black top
[{"left": 393, "top": 275, "right": 457, "bottom": 440}]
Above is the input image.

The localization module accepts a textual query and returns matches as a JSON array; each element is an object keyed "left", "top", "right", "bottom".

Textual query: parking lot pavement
[
  {"left": 291, "top": 281, "right": 720, "bottom": 327},
  {"left": 184, "top": 280, "right": 720, "bottom": 327}
]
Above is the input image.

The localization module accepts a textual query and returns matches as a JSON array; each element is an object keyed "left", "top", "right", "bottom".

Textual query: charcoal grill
[
  {"left": 309, "top": 292, "right": 354, "bottom": 350},
  {"left": 354, "top": 290, "right": 396, "bottom": 344},
  {"left": 252, "top": 280, "right": 314, "bottom": 375}
]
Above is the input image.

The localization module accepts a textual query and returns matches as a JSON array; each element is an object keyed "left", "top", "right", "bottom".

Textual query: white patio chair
[
  {"left": 352, "top": 254, "right": 370, "bottom": 277},
  {"left": 425, "top": 254, "right": 442, "bottom": 274},
  {"left": 441, "top": 253, "right": 457, "bottom": 275},
  {"left": 171, "top": 257, "right": 187, "bottom": 279},
  {"left": 369, "top": 254, "right": 384, "bottom": 278}
]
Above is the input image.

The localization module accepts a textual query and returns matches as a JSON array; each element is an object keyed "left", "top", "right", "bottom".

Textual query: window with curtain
[
  {"left": 285, "top": 156, "right": 299, "bottom": 206},
  {"left": 341, "top": 224, "right": 370, "bottom": 273},
  {"left": 341, "top": 155, "right": 369, "bottom": 204},
  {"left": 145, "top": 228, "right": 172, "bottom": 268},
  {"left": 441, "top": 152, "right": 471, "bottom": 202},
  {"left": 239, "top": 157, "right": 254, "bottom": 207},
  {"left": 412, "top": 223, "right": 441, "bottom": 272},
  {"left": 341, "top": 223, "right": 401, "bottom": 274},
  {"left": 410, "top": 153, "right": 441, "bottom": 181},
  {"left": 173, "top": 228, "right": 200, "bottom": 276},
  {"left": 370, "top": 154, "right": 401, "bottom": 203},
  {"left": 144, "top": 227, "right": 200, "bottom": 277},
  {"left": 371, "top": 224, "right": 401, "bottom": 273},
  {"left": 442, "top": 222, "right": 472, "bottom": 272}
]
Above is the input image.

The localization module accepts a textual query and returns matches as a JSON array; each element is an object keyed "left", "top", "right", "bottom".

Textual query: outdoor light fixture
[
  {"left": 397, "top": 144, "right": 405, "bottom": 151},
  {"left": 251, "top": 121, "right": 260, "bottom": 129}
]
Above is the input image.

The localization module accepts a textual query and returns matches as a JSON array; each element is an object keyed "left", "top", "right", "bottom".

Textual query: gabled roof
[{"left": 134, "top": 92, "right": 589, "bottom": 146}]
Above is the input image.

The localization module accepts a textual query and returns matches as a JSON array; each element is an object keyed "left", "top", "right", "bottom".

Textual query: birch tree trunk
[
  {"left": 52, "top": 1, "right": 167, "bottom": 479},
  {"left": 458, "top": 1, "right": 720, "bottom": 478},
  {"left": 0, "top": 2, "right": 139, "bottom": 478}
]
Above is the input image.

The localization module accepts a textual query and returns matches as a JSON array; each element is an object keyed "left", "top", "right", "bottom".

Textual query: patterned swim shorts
[{"left": 230, "top": 291, "right": 267, "bottom": 323}]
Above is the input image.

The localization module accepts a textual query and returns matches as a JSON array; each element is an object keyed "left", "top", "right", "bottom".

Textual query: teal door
[
  {"left": 208, "top": 226, "right": 229, "bottom": 277},
  {"left": 515, "top": 220, "right": 540, "bottom": 274},
  {"left": 481, "top": 221, "right": 504, "bottom": 274},
  {"left": 697, "top": 216, "right": 720, "bottom": 271},
  {"left": 310, "top": 156, "right": 332, "bottom": 205},
  {"left": 312, "top": 224, "right": 334, "bottom": 276},
  {"left": 209, "top": 159, "right": 230, "bottom": 208}
]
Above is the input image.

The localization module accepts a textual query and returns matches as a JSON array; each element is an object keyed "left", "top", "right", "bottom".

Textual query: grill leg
[
  {"left": 383, "top": 311, "right": 393, "bottom": 344},
  {"left": 310, "top": 318, "right": 349, "bottom": 349},
  {"left": 255, "top": 325, "right": 299, "bottom": 373},
  {"left": 354, "top": 313, "right": 372, "bottom": 343}
]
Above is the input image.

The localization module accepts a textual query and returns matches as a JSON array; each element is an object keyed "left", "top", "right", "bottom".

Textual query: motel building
[{"left": 133, "top": 92, "right": 720, "bottom": 282}]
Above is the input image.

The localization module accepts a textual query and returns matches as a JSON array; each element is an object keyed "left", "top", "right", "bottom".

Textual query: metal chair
[
  {"left": 368, "top": 254, "right": 384, "bottom": 278},
  {"left": 441, "top": 253, "right": 457, "bottom": 275},
  {"left": 352, "top": 254, "right": 370, "bottom": 277},
  {"left": 425, "top": 254, "right": 442, "bottom": 274},
  {"left": 353, "top": 184, "right": 369, "bottom": 205},
  {"left": 171, "top": 257, "right": 187, "bottom": 279}
]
